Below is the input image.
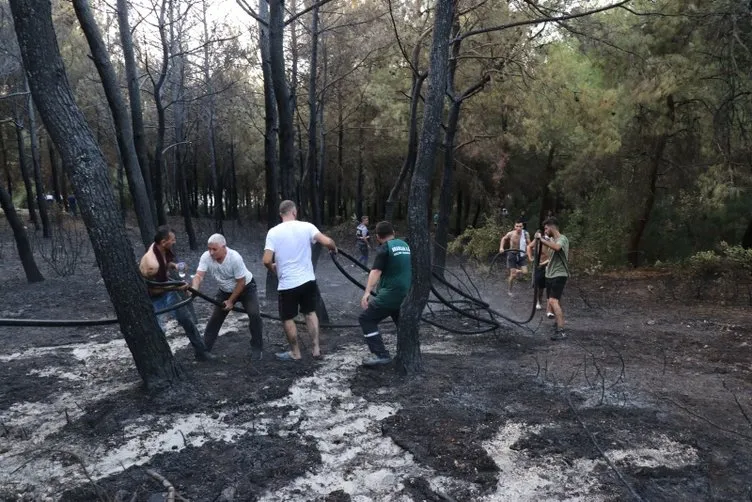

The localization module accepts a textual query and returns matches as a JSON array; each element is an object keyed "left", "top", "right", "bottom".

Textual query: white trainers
[
  {"left": 546, "top": 312, "right": 555, "bottom": 319},
  {"left": 536, "top": 303, "right": 542, "bottom": 310}
]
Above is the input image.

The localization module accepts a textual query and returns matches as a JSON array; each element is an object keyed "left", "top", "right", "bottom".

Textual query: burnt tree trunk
[
  {"left": 269, "top": 0, "right": 296, "bottom": 200},
  {"left": 25, "top": 78, "right": 51, "bottom": 238},
  {"left": 355, "top": 110, "right": 365, "bottom": 219},
  {"left": 73, "top": 0, "right": 155, "bottom": 247},
  {"left": 384, "top": 72, "right": 426, "bottom": 222},
  {"left": 48, "top": 139, "right": 61, "bottom": 202},
  {"left": 14, "top": 111, "right": 39, "bottom": 231},
  {"left": 396, "top": 0, "right": 454, "bottom": 376},
  {"left": 0, "top": 183, "right": 43, "bottom": 282},
  {"left": 201, "top": 0, "right": 223, "bottom": 233},
  {"left": 259, "top": 0, "right": 280, "bottom": 301},
  {"left": 10, "top": 0, "right": 182, "bottom": 390},
  {"left": 1, "top": 128, "right": 12, "bottom": 196},
  {"left": 117, "top": 0, "right": 157, "bottom": 226}
]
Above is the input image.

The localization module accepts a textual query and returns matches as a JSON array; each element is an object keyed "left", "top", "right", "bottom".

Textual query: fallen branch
[
  {"left": 566, "top": 394, "right": 645, "bottom": 502},
  {"left": 660, "top": 395, "right": 752, "bottom": 442}
]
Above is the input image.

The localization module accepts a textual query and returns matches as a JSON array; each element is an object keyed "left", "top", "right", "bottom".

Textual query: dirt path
[{"left": 1, "top": 219, "right": 750, "bottom": 501}]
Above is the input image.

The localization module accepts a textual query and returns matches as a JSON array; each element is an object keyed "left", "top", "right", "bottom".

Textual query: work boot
[{"left": 362, "top": 355, "right": 392, "bottom": 366}]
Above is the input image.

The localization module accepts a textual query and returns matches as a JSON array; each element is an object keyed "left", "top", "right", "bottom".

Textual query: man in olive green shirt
[
  {"left": 359, "top": 221, "right": 412, "bottom": 366},
  {"left": 538, "top": 217, "right": 570, "bottom": 340}
]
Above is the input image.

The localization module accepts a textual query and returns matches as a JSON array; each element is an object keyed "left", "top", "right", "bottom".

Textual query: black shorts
[
  {"left": 534, "top": 267, "right": 547, "bottom": 291},
  {"left": 546, "top": 276, "right": 567, "bottom": 300},
  {"left": 278, "top": 280, "right": 318, "bottom": 321},
  {"left": 507, "top": 252, "right": 528, "bottom": 270}
]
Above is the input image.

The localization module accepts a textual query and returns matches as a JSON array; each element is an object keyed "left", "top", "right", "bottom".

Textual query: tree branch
[
  {"left": 237, "top": 0, "right": 268, "bottom": 26},
  {"left": 284, "top": 0, "right": 337, "bottom": 26},
  {"left": 457, "top": 0, "right": 632, "bottom": 41}
]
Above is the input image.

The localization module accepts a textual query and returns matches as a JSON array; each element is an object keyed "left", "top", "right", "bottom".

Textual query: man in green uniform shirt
[
  {"left": 538, "top": 217, "right": 570, "bottom": 340},
  {"left": 359, "top": 221, "right": 412, "bottom": 366}
]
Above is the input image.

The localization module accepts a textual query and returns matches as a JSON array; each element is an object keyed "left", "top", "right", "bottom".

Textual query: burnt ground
[{"left": 0, "top": 215, "right": 750, "bottom": 501}]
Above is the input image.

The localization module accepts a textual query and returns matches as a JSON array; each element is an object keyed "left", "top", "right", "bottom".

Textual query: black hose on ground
[{"left": 0, "top": 294, "right": 195, "bottom": 327}]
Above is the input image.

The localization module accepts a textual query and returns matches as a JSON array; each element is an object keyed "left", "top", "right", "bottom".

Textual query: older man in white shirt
[{"left": 191, "top": 234, "right": 264, "bottom": 360}]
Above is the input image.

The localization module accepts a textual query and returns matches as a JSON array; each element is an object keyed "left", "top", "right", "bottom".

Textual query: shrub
[{"left": 448, "top": 218, "right": 504, "bottom": 262}]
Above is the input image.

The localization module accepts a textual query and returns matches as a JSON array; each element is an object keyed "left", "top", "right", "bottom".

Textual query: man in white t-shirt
[
  {"left": 263, "top": 200, "right": 337, "bottom": 361},
  {"left": 191, "top": 234, "right": 264, "bottom": 359}
]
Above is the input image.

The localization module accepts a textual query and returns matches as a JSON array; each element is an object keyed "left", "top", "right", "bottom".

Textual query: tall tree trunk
[
  {"left": 229, "top": 139, "right": 239, "bottom": 221},
  {"left": 396, "top": 0, "right": 454, "bottom": 376},
  {"left": 269, "top": 0, "right": 296, "bottom": 200},
  {"left": 200, "top": 0, "right": 223, "bottom": 233},
  {"left": 151, "top": 0, "right": 173, "bottom": 227},
  {"left": 73, "top": 0, "right": 155, "bottom": 247},
  {"left": 384, "top": 73, "right": 426, "bottom": 222},
  {"left": 25, "top": 78, "right": 51, "bottom": 238},
  {"left": 260, "top": 0, "right": 280, "bottom": 300},
  {"left": 1, "top": 128, "right": 12, "bottom": 196},
  {"left": 433, "top": 100, "right": 459, "bottom": 278},
  {"left": 259, "top": 0, "right": 279, "bottom": 227},
  {"left": 14, "top": 111, "right": 39, "bottom": 231},
  {"left": 0, "top": 184, "right": 44, "bottom": 282},
  {"left": 48, "top": 138, "right": 61, "bottom": 202},
  {"left": 355, "top": 110, "right": 365, "bottom": 219},
  {"left": 10, "top": 0, "right": 182, "bottom": 390},
  {"left": 305, "top": 1, "right": 321, "bottom": 225},
  {"left": 117, "top": 0, "right": 157, "bottom": 226}
]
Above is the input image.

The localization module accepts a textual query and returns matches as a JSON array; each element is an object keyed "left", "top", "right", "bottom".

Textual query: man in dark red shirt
[{"left": 140, "top": 226, "right": 213, "bottom": 361}]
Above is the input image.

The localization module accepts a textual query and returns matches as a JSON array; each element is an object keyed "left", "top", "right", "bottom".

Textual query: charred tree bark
[
  {"left": 117, "top": 0, "right": 157, "bottom": 226},
  {"left": 396, "top": 0, "right": 454, "bottom": 376},
  {"left": 201, "top": 0, "right": 223, "bottom": 233},
  {"left": 384, "top": 72, "right": 426, "bottom": 222},
  {"left": 48, "top": 139, "right": 61, "bottom": 202},
  {"left": 269, "top": 0, "right": 296, "bottom": 200},
  {"left": 304, "top": 1, "right": 323, "bottom": 226},
  {"left": 10, "top": 0, "right": 182, "bottom": 390},
  {"left": 355, "top": 111, "right": 365, "bottom": 219},
  {"left": 14, "top": 112, "right": 38, "bottom": 231},
  {"left": 433, "top": 21, "right": 488, "bottom": 276},
  {"left": 742, "top": 217, "right": 752, "bottom": 249},
  {"left": 73, "top": 0, "right": 155, "bottom": 247},
  {"left": 0, "top": 184, "right": 43, "bottom": 282},
  {"left": 25, "top": 78, "right": 51, "bottom": 238},
  {"left": 1, "top": 128, "right": 12, "bottom": 196},
  {"left": 259, "top": 0, "right": 280, "bottom": 300}
]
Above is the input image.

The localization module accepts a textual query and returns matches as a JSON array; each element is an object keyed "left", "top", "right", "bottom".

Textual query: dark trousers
[
  {"left": 203, "top": 280, "right": 263, "bottom": 351},
  {"left": 358, "top": 303, "right": 400, "bottom": 358}
]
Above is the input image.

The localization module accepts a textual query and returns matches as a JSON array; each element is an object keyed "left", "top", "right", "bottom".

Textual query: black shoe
[
  {"left": 195, "top": 351, "right": 217, "bottom": 361},
  {"left": 550, "top": 330, "right": 567, "bottom": 341},
  {"left": 250, "top": 347, "right": 263, "bottom": 361}
]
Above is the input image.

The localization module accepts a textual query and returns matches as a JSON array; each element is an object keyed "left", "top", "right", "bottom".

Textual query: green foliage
[
  {"left": 448, "top": 217, "right": 503, "bottom": 262},
  {"left": 687, "top": 243, "right": 752, "bottom": 275}
]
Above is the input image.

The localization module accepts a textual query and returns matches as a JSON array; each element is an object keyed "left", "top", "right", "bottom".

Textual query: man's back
[
  {"left": 265, "top": 220, "right": 319, "bottom": 290},
  {"left": 374, "top": 239, "right": 412, "bottom": 308}
]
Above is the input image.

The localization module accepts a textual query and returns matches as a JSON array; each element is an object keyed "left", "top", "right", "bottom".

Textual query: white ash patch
[
  {"left": 481, "top": 422, "right": 698, "bottom": 501},
  {"left": 258, "top": 342, "right": 479, "bottom": 501}
]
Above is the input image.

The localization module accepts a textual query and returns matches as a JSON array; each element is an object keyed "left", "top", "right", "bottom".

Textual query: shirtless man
[
  {"left": 499, "top": 220, "right": 531, "bottom": 296},
  {"left": 527, "top": 229, "right": 554, "bottom": 318}
]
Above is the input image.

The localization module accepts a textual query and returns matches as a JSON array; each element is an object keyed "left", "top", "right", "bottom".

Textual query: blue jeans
[{"left": 151, "top": 291, "right": 207, "bottom": 356}]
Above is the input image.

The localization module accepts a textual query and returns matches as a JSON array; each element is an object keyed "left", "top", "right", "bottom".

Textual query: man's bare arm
[
  {"left": 263, "top": 250, "right": 276, "bottom": 274},
  {"left": 314, "top": 232, "right": 337, "bottom": 252}
]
